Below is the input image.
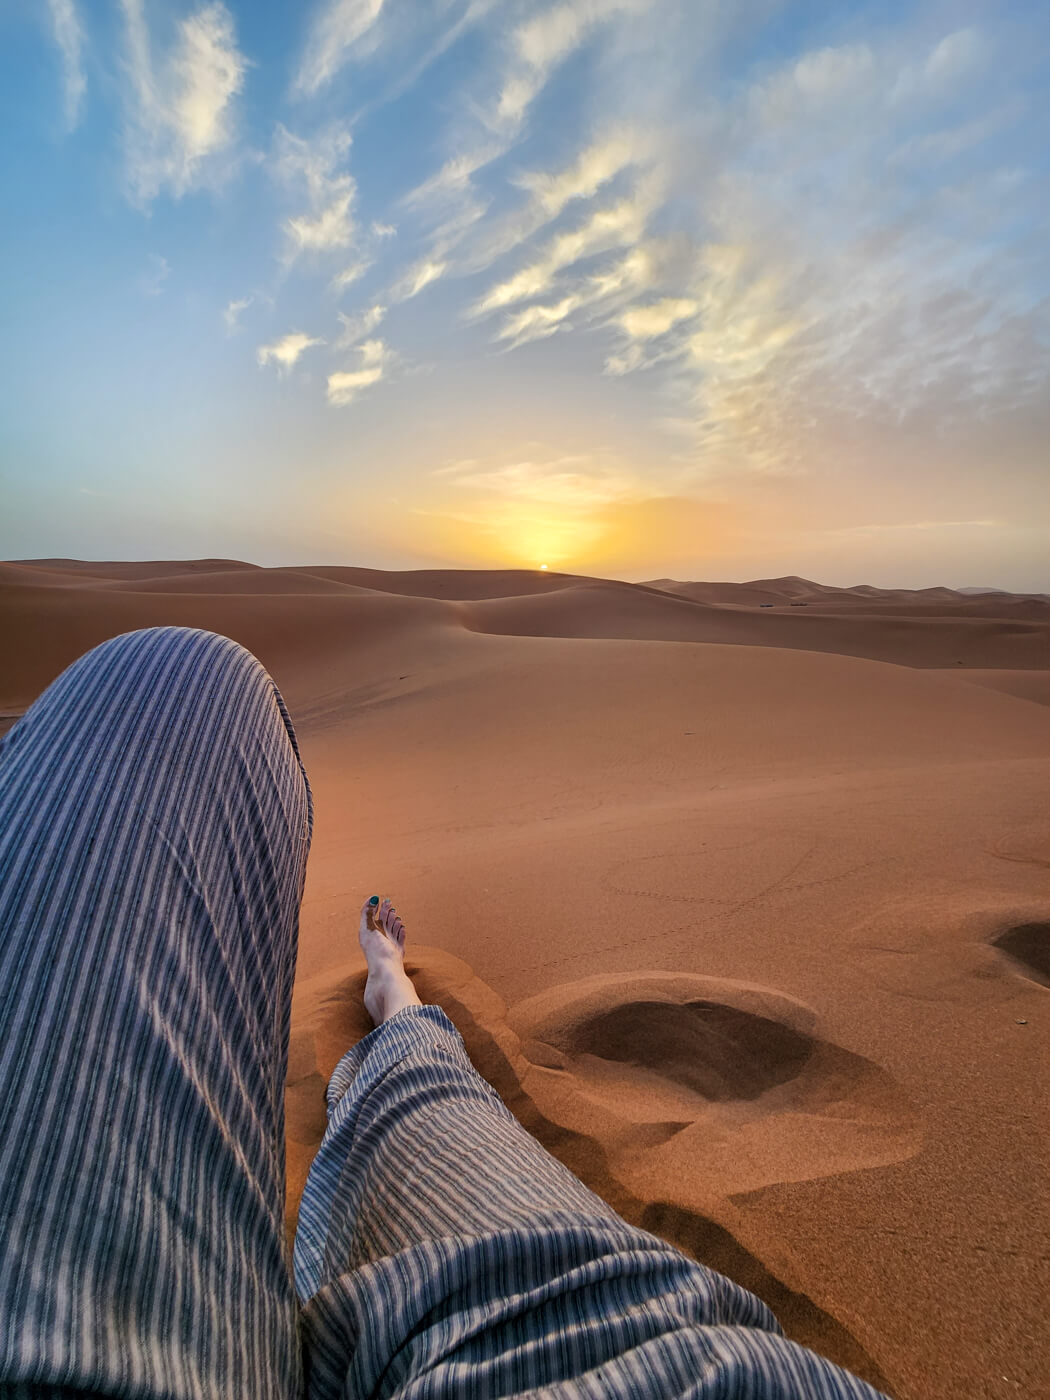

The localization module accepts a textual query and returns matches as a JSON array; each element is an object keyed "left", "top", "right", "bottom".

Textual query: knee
[
  {"left": 79, "top": 626, "right": 272, "bottom": 703},
  {"left": 117, "top": 624, "right": 256, "bottom": 665}
]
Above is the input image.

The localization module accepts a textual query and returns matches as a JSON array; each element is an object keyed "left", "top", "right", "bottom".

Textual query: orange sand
[{"left": 2, "top": 560, "right": 1048, "bottom": 1399}]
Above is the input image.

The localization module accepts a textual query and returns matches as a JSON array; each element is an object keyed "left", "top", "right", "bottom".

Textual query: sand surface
[{"left": 2, "top": 560, "right": 1048, "bottom": 1398}]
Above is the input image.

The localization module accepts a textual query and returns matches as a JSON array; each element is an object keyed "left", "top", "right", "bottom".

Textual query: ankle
[
  {"left": 365, "top": 965, "right": 422, "bottom": 1025},
  {"left": 383, "top": 971, "right": 422, "bottom": 1022}
]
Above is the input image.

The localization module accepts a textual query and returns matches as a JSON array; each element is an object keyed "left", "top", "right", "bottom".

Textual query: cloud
[
  {"left": 923, "top": 28, "right": 982, "bottom": 87},
  {"left": 223, "top": 294, "right": 253, "bottom": 332},
  {"left": 496, "top": 0, "right": 650, "bottom": 132},
  {"left": 491, "top": 241, "right": 663, "bottom": 349},
  {"left": 295, "top": 0, "right": 385, "bottom": 97},
  {"left": 257, "top": 331, "right": 325, "bottom": 371},
  {"left": 273, "top": 123, "right": 357, "bottom": 257},
  {"left": 420, "top": 12, "right": 1029, "bottom": 517},
  {"left": 326, "top": 337, "right": 394, "bottom": 405},
  {"left": 433, "top": 131, "right": 647, "bottom": 283},
  {"left": 654, "top": 23, "right": 1049, "bottom": 494},
  {"left": 828, "top": 519, "right": 1001, "bottom": 536},
  {"left": 46, "top": 0, "right": 86, "bottom": 130},
  {"left": 601, "top": 294, "right": 698, "bottom": 372},
  {"left": 514, "top": 133, "right": 641, "bottom": 216},
  {"left": 119, "top": 0, "right": 247, "bottom": 203},
  {"left": 140, "top": 254, "right": 170, "bottom": 296},
  {"left": 287, "top": 201, "right": 355, "bottom": 252},
  {"left": 330, "top": 258, "right": 372, "bottom": 293},
  {"left": 472, "top": 186, "right": 658, "bottom": 316},
  {"left": 436, "top": 454, "right": 641, "bottom": 508},
  {"left": 335, "top": 303, "right": 386, "bottom": 346},
  {"left": 393, "top": 4, "right": 651, "bottom": 285},
  {"left": 403, "top": 145, "right": 505, "bottom": 209},
  {"left": 391, "top": 257, "right": 447, "bottom": 301},
  {"left": 496, "top": 295, "right": 581, "bottom": 347},
  {"left": 617, "top": 296, "right": 697, "bottom": 340}
]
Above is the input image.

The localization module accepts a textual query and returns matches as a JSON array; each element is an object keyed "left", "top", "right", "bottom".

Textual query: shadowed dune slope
[{"left": 958, "top": 669, "right": 1050, "bottom": 706}]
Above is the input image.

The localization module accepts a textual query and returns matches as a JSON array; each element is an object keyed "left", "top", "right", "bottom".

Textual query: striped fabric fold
[{"left": 0, "top": 627, "right": 311, "bottom": 1400}]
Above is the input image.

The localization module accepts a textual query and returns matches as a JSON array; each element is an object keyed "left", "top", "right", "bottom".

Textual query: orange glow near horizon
[
  {"left": 374, "top": 489, "right": 613, "bottom": 571},
  {"left": 353, "top": 471, "right": 755, "bottom": 579}
]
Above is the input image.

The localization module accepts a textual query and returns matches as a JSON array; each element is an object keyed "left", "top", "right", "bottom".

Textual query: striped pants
[{"left": 0, "top": 627, "right": 888, "bottom": 1399}]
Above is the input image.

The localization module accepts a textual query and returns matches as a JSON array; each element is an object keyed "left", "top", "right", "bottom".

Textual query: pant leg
[
  {"left": 0, "top": 626, "right": 312, "bottom": 1400},
  {"left": 294, "top": 1007, "right": 889, "bottom": 1400}
]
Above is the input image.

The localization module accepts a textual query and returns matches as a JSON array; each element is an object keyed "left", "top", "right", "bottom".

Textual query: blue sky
[{"left": 2, "top": 0, "right": 1047, "bottom": 587}]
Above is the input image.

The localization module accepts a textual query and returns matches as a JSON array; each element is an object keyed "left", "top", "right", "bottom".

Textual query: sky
[{"left": 1, "top": 0, "right": 1048, "bottom": 589}]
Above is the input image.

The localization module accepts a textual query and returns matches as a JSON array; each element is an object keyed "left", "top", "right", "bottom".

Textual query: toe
[{"left": 360, "top": 897, "right": 380, "bottom": 936}]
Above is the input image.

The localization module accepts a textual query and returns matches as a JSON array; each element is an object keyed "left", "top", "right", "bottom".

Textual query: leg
[
  {"left": 0, "top": 627, "right": 312, "bottom": 1399},
  {"left": 295, "top": 906, "right": 888, "bottom": 1399}
]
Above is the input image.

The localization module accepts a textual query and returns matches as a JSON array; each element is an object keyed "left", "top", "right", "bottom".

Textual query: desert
[{"left": 2, "top": 558, "right": 1047, "bottom": 1399}]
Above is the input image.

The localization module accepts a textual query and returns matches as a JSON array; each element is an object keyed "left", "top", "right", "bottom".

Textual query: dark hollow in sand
[
  {"left": 993, "top": 922, "right": 1050, "bottom": 988},
  {"left": 568, "top": 1000, "right": 814, "bottom": 1102}
]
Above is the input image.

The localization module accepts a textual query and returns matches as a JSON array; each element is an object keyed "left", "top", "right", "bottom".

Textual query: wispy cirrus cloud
[
  {"left": 602, "top": 301, "right": 697, "bottom": 375},
  {"left": 403, "top": 146, "right": 503, "bottom": 211},
  {"left": 495, "top": 295, "right": 581, "bottom": 347},
  {"left": 257, "top": 330, "right": 325, "bottom": 371},
  {"left": 394, "top": 3, "right": 652, "bottom": 281},
  {"left": 335, "top": 304, "right": 386, "bottom": 346},
  {"left": 46, "top": 0, "right": 86, "bottom": 130},
  {"left": 434, "top": 454, "right": 641, "bottom": 508},
  {"left": 472, "top": 182, "right": 660, "bottom": 317},
  {"left": 494, "top": 0, "right": 650, "bottom": 133},
  {"left": 513, "top": 132, "right": 642, "bottom": 217},
  {"left": 498, "top": 240, "right": 669, "bottom": 350},
  {"left": 491, "top": 241, "right": 666, "bottom": 349},
  {"left": 294, "top": 0, "right": 385, "bottom": 98},
  {"left": 118, "top": 0, "right": 247, "bottom": 203},
  {"left": 329, "top": 258, "right": 373, "bottom": 294},
  {"left": 327, "top": 337, "right": 394, "bottom": 404},
  {"left": 439, "top": 130, "right": 647, "bottom": 283},
  {"left": 223, "top": 294, "right": 253, "bottom": 333},
  {"left": 617, "top": 297, "right": 697, "bottom": 341},
  {"left": 391, "top": 257, "right": 448, "bottom": 302},
  {"left": 651, "top": 25, "right": 1050, "bottom": 494},
  {"left": 273, "top": 123, "right": 358, "bottom": 258}
]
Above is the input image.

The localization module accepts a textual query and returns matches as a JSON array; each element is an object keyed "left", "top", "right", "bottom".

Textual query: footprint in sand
[{"left": 507, "top": 972, "right": 920, "bottom": 1206}]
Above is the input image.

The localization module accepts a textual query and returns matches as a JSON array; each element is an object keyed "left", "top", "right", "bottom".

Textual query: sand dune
[
  {"left": 2, "top": 557, "right": 1049, "bottom": 1399},
  {"left": 958, "top": 668, "right": 1050, "bottom": 706},
  {"left": 3, "top": 560, "right": 1047, "bottom": 680}
]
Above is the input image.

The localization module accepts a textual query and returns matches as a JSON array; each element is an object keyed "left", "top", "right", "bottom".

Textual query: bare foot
[{"left": 358, "top": 896, "right": 422, "bottom": 1026}]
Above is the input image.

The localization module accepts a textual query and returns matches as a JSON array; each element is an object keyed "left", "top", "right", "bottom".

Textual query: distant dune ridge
[{"left": 2, "top": 558, "right": 1049, "bottom": 1400}]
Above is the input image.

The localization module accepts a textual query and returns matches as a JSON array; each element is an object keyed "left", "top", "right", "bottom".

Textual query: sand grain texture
[{"left": 3, "top": 560, "right": 1049, "bottom": 1399}]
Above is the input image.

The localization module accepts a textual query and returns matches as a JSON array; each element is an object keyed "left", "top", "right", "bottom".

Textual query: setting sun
[{"left": 540, "top": 564, "right": 548, "bottom": 570}]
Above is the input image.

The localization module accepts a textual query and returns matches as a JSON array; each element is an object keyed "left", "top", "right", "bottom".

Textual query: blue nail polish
[{"left": 369, "top": 895, "right": 379, "bottom": 905}]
